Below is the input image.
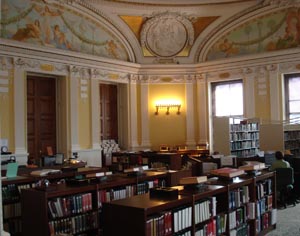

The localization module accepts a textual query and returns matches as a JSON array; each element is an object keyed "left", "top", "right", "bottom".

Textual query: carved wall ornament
[{"left": 140, "top": 12, "right": 194, "bottom": 58}]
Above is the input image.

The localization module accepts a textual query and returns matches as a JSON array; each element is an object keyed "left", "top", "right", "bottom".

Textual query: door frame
[{"left": 26, "top": 73, "right": 67, "bottom": 164}]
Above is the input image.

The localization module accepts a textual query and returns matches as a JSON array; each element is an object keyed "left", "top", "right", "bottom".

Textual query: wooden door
[
  {"left": 99, "top": 84, "right": 118, "bottom": 141},
  {"left": 27, "top": 76, "right": 56, "bottom": 163}
]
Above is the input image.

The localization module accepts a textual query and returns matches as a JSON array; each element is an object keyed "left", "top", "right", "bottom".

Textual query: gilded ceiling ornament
[{"left": 140, "top": 12, "right": 194, "bottom": 58}]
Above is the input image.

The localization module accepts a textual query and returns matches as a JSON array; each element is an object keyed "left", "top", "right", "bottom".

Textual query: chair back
[{"left": 276, "top": 167, "right": 294, "bottom": 191}]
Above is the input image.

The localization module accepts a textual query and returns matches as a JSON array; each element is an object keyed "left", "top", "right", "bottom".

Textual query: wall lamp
[{"left": 155, "top": 103, "right": 181, "bottom": 115}]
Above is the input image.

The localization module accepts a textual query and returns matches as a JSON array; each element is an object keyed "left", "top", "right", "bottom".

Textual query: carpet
[{"left": 265, "top": 203, "right": 300, "bottom": 236}]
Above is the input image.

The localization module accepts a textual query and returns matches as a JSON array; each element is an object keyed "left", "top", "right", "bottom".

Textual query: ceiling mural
[
  {"left": 121, "top": 13, "right": 218, "bottom": 58},
  {"left": 0, "top": 0, "right": 129, "bottom": 61},
  {"left": 206, "top": 7, "right": 300, "bottom": 61}
]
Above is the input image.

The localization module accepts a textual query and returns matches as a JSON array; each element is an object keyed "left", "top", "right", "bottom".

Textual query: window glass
[
  {"left": 285, "top": 75, "right": 300, "bottom": 122},
  {"left": 213, "top": 81, "right": 243, "bottom": 117}
]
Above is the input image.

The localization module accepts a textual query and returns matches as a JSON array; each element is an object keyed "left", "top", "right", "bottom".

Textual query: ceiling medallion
[{"left": 141, "top": 12, "right": 194, "bottom": 58}]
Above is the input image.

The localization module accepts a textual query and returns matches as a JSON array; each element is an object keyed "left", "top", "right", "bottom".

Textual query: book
[
  {"left": 179, "top": 176, "right": 207, "bottom": 185},
  {"left": 30, "top": 169, "right": 61, "bottom": 176},
  {"left": 210, "top": 167, "right": 245, "bottom": 178},
  {"left": 239, "top": 161, "right": 266, "bottom": 171}
]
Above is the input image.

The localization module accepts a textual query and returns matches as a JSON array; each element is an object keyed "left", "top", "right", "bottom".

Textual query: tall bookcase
[
  {"left": 213, "top": 117, "right": 260, "bottom": 157},
  {"left": 260, "top": 123, "right": 300, "bottom": 155}
]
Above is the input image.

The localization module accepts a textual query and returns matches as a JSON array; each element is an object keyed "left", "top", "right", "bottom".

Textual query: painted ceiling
[{"left": 1, "top": 0, "right": 299, "bottom": 64}]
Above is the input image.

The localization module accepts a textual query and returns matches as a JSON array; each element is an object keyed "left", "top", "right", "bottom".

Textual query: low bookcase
[
  {"left": 102, "top": 171, "right": 276, "bottom": 236},
  {"left": 20, "top": 171, "right": 169, "bottom": 236}
]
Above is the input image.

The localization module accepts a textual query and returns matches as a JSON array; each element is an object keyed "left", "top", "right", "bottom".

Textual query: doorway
[
  {"left": 99, "top": 83, "right": 118, "bottom": 141},
  {"left": 27, "top": 75, "right": 57, "bottom": 165}
]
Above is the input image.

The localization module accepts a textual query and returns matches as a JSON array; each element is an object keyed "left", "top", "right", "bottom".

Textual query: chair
[{"left": 276, "top": 167, "right": 296, "bottom": 208}]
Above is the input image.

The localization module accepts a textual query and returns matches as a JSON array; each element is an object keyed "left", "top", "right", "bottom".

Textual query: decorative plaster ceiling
[
  {"left": 101, "top": 0, "right": 252, "bottom": 6},
  {"left": 87, "top": 0, "right": 260, "bottom": 63}
]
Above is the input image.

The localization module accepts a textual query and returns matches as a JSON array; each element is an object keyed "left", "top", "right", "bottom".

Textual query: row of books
[
  {"left": 230, "top": 123, "right": 259, "bottom": 132},
  {"left": 230, "top": 140, "right": 259, "bottom": 150},
  {"left": 256, "top": 196, "right": 273, "bottom": 217},
  {"left": 146, "top": 211, "right": 172, "bottom": 236},
  {"left": 48, "top": 193, "right": 93, "bottom": 219},
  {"left": 173, "top": 206, "right": 192, "bottom": 233},
  {"left": 195, "top": 219, "right": 216, "bottom": 236},
  {"left": 216, "top": 214, "right": 227, "bottom": 235},
  {"left": 256, "top": 209, "right": 277, "bottom": 233},
  {"left": 3, "top": 202, "right": 21, "bottom": 219},
  {"left": 229, "top": 206, "right": 248, "bottom": 230},
  {"left": 284, "top": 130, "right": 300, "bottom": 140},
  {"left": 2, "top": 184, "right": 20, "bottom": 202},
  {"left": 228, "top": 186, "right": 250, "bottom": 210},
  {"left": 194, "top": 199, "right": 212, "bottom": 225},
  {"left": 230, "top": 149, "right": 258, "bottom": 158},
  {"left": 256, "top": 179, "right": 273, "bottom": 200},
  {"left": 97, "top": 180, "right": 161, "bottom": 207},
  {"left": 229, "top": 223, "right": 249, "bottom": 236},
  {"left": 48, "top": 211, "right": 98, "bottom": 236},
  {"left": 230, "top": 132, "right": 259, "bottom": 142}
]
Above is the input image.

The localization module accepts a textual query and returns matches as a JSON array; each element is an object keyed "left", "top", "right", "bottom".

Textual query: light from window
[
  {"left": 286, "top": 75, "right": 300, "bottom": 122},
  {"left": 213, "top": 81, "right": 243, "bottom": 117}
]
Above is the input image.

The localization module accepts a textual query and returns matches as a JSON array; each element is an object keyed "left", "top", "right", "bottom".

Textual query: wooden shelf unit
[
  {"left": 102, "top": 171, "right": 276, "bottom": 236},
  {"left": 2, "top": 176, "right": 35, "bottom": 236},
  {"left": 1, "top": 166, "right": 107, "bottom": 236},
  {"left": 21, "top": 171, "right": 169, "bottom": 236},
  {"left": 111, "top": 152, "right": 182, "bottom": 171}
]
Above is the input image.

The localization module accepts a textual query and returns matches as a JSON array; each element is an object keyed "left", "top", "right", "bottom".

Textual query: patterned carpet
[{"left": 266, "top": 203, "right": 300, "bottom": 236}]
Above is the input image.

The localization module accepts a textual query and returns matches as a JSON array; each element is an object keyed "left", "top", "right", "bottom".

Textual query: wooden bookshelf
[
  {"left": 111, "top": 152, "right": 182, "bottom": 171},
  {"left": 102, "top": 171, "right": 276, "bottom": 236},
  {"left": 1, "top": 166, "right": 105, "bottom": 236},
  {"left": 21, "top": 171, "right": 169, "bottom": 236},
  {"left": 2, "top": 176, "right": 34, "bottom": 236}
]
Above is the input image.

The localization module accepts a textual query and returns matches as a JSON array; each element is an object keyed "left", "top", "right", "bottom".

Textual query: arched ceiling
[
  {"left": 85, "top": 0, "right": 278, "bottom": 64},
  {"left": 2, "top": 0, "right": 299, "bottom": 65}
]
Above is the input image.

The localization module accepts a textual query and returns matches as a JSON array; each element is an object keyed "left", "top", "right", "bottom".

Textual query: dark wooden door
[
  {"left": 27, "top": 76, "right": 56, "bottom": 163},
  {"left": 99, "top": 84, "right": 118, "bottom": 141}
]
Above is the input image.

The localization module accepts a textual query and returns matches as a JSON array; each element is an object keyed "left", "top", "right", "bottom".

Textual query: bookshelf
[
  {"left": 2, "top": 176, "right": 34, "bottom": 236},
  {"left": 102, "top": 191, "right": 194, "bottom": 236},
  {"left": 103, "top": 171, "right": 276, "bottom": 236},
  {"left": 253, "top": 171, "right": 277, "bottom": 235},
  {"left": 207, "top": 170, "right": 276, "bottom": 236},
  {"left": 213, "top": 117, "right": 260, "bottom": 157},
  {"left": 260, "top": 123, "right": 300, "bottom": 156},
  {"left": 111, "top": 152, "right": 182, "bottom": 171},
  {"left": 1, "top": 166, "right": 107, "bottom": 236},
  {"left": 284, "top": 124, "right": 300, "bottom": 156},
  {"left": 21, "top": 171, "right": 169, "bottom": 236}
]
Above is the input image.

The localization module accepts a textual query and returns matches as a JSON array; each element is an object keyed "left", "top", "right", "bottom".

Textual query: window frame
[
  {"left": 211, "top": 79, "right": 244, "bottom": 122},
  {"left": 284, "top": 73, "right": 300, "bottom": 122}
]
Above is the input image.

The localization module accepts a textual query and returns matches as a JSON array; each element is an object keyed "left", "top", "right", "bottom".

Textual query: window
[
  {"left": 284, "top": 74, "right": 300, "bottom": 122},
  {"left": 212, "top": 80, "right": 243, "bottom": 123}
]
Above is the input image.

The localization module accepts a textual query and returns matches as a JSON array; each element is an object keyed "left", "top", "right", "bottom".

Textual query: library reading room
[{"left": 1, "top": 0, "right": 300, "bottom": 236}]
